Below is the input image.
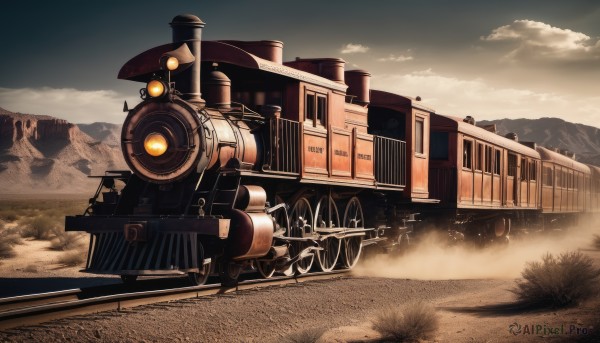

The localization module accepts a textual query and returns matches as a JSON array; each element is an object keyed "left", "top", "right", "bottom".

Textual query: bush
[
  {"left": 20, "top": 216, "right": 59, "bottom": 240},
  {"left": 24, "top": 264, "right": 38, "bottom": 273},
  {"left": 57, "top": 250, "right": 86, "bottom": 267},
  {"left": 1, "top": 227, "right": 23, "bottom": 246},
  {"left": 513, "top": 251, "right": 600, "bottom": 308},
  {"left": 1, "top": 233, "right": 22, "bottom": 247},
  {"left": 281, "top": 327, "right": 327, "bottom": 343},
  {"left": 50, "top": 232, "right": 84, "bottom": 251},
  {"left": 372, "top": 302, "right": 439, "bottom": 342},
  {"left": 593, "top": 234, "right": 600, "bottom": 250},
  {"left": 0, "top": 239, "right": 16, "bottom": 259},
  {"left": 0, "top": 224, "right": 20, "bottom": 259},
  {"left": 0, "top": 210, "right": 19, "bottom": 222}
]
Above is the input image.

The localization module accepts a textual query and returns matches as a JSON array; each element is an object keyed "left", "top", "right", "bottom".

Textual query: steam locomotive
[{"left": 65, "top": 14, "right": 600, "bottom": 286}]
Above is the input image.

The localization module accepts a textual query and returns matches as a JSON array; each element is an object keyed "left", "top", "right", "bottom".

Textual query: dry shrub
[
  {"left": 50, "top": 231, "right": 84, "bottom": 251},
  {"left": 58, "top": 250, "right": 86, "bottom": 267},
  {"left": 0, "top": 223, "right": 20, "bottom": 259},
  {"left": 24, "top": 264, "right": 38, "bottom": 273},
  {"left": 1, "top": 227, "right": 23, "bottom": 246},
  {"left": 372, "top": 301, "right": 439, "bottom": 342},
  {"left": 20, "top": 216, "right": 59, "bottom": 240},
  {"left": 0, "top": 239, "right": 16, "bottom": 259},
  {"left": 513, "top": 251, "right": 600, "bottom": 308},
  {"left": 593, "top": 234, "right": 600, "bottom": 250},
  {"left": 0, "top": 210, "right": 19, "bottom": 222},
  {"left": 281, "top": 327, "right": 327, "bottom": 343}
]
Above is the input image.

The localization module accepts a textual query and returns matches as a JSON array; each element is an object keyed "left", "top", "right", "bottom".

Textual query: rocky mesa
[{"left": 0, "top": 107, "right": 126, "bottom": 195}]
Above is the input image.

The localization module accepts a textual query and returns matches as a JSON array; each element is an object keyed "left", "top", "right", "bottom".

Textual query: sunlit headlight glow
[
  {"left": 147, "top": 80, "right": 166, "bottom": 98},
  {"left": 144, "top": 132, "right": 168, "bottom": 157},
  {"left": 166, "top": 57, "right": 179, "bottom": 71}
]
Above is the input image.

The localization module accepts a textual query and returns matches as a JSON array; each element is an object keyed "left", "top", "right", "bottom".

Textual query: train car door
[
  {"left": 492, "top": 148, "right": 502, "bottom": 205},
  {"left": 460, "top": 138, "right": 474, "bottom": 204},
  {"left": 507, "top": 153, "right": 517, "bottom": 206},
  {"left": 518, "top": 157, "right": 528, "bottom": 207},
  {"left": 301, "top": 86, "right": 329, "bottom": 179},
  {"left": 481, "top": 145, "right": 493, "bottom": 204},
  {"left": 528, "top": 160, "right": 538, "bottom": 208},
  {"left": 541, "top": 163, "right": 554, "bottom": 212},
  {"left": 473, "top": 142, "right": 483, "bottom": 205}
]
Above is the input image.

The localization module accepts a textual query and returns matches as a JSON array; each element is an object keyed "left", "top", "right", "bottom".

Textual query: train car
[
  {"left": 427, "top": 114, "right": 541, "bottom": 242},
  {"left": 537, "top": 147, "right": 591, "bottom": 226},
  {"left": 588, "top": 165, "right": 600, "bottom": 213}
]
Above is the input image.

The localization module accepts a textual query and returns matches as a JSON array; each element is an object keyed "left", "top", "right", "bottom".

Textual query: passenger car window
[
  {"left": 415, "top": 119, "right": 424, "bottom": 154},
  {"left": 508, "top": 154, "right": 517, "bottom": 177},
  {"left": 529, "top": 161, "right": 537, "bottom": 181},
  {"left": 463, "top": 140, "right": 473, "bottom": 169},
  {"left": 494, "top": 150, "right": 501, "bottom": 175},
  {"left": 485, "top": 146, "right": 492, "bottom": 173}
]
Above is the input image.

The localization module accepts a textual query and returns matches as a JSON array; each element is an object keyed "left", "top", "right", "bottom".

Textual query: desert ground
[{"left": 1, "top": 198, "right": 599, "bottom": 342}]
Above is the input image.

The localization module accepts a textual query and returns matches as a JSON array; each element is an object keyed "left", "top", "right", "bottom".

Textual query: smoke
[{"left": 353, "top": 216, "right": 600, "bottom": 280}]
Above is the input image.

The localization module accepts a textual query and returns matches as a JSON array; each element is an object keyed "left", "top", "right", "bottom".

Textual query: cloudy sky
[{"left": 1, "top": 0, "right": 599, "bottom": 126}]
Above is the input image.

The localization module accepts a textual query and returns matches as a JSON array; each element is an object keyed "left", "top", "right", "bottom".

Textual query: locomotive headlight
[
  {"left": 146, "top": 80, "right": 166, "bottom": 98},
  {"left": 165, "top": 57, "right": 179, "bottom": 71},
  {"left": 144, "top": 132, "right": 168, "bottom": 157}
]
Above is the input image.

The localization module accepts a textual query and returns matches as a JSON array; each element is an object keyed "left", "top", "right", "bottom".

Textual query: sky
[{"left": 0, "top": 0, "right": 599, "bottom": 126}]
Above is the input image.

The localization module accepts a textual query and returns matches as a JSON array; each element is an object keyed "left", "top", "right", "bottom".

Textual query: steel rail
[
  {"left": 0, "top": 270, "right": 349, "bottom": 331},
  {"left": 0, "top": 289, "right": 82, "bottom": 313}
]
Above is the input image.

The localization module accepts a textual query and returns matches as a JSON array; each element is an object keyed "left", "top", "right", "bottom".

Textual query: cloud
[
  {"left": 481, "top": 20, "right": 600, "bottom": 61},
  {"left": 377, "top": 54, "right": 413, "bottom": 62},
  {"left": 371, "top": 69, "right": 600, "bottom": 126},
  {"left": 340, "top": 43, "right": 369, "bottom": 54},
  {"left": 0, "top": 87, "right": 138, "bottom": 124}
]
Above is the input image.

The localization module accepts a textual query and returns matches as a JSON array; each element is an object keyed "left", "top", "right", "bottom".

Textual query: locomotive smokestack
[{"left": 170, "top": 14, "right": 205, "bottom": 107}]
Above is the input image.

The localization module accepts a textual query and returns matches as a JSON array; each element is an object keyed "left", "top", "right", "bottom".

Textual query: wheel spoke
[
  {"left": 315, "top": 195, "right": 341, "bottom": 272},
  {"left": 257, "top": 259, "right": 276, "bottom": 278},
  {"left": 289, "top": 197, "right": 314, "bottom": 274},
  {"left": 189, "top": 241, "right": 210, "bottom": 285},
  {"left": 342, "top": 197, "right": 364, "bottom": 269}
]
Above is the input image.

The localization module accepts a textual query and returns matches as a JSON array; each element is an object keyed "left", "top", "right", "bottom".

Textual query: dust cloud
[{"left": 353, "top": 217, "right": 600, "bottom": 280}]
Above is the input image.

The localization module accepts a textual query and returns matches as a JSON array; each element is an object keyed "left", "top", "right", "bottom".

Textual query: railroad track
[{"left": 0, "top": 270, "right": 349, "bottom": 331}]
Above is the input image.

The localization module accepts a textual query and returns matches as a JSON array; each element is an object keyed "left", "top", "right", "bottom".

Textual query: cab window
[{"left": 305, "top": 91, "right": 327, "bottom": 127}]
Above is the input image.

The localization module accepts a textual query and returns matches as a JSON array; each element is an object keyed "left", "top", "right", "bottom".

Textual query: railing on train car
[
  {"left": 264, "top": 117, "right": 300, "bottom": 174},
  {"left": 374, "top": 136, "right": 406, "bottom": 187}
]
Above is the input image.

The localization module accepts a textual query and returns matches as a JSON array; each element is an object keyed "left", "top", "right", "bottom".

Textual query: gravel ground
[{"left": 0, "top": 277, "right": 505, "bottom": 342}]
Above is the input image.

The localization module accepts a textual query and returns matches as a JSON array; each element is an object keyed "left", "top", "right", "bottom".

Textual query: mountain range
[
  {"left": 0, "top": 107, "right": 126, "bottom": 195},
  {"left": 478, "top": 117, "right": 600, "bottom": 165},
  {"left": 1, "top": 107, "right": 599, "bottom": 195}
]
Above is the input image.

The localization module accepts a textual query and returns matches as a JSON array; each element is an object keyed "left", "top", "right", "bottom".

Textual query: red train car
[
  {"left": 537, "top": 147, "right": 590, "bottom": 218},
  {"left": 427, "top": 114, "right": 542, "bottom": 240},
  {"left": 585, "top": 164, "right": 600, "bottom": 213}
]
